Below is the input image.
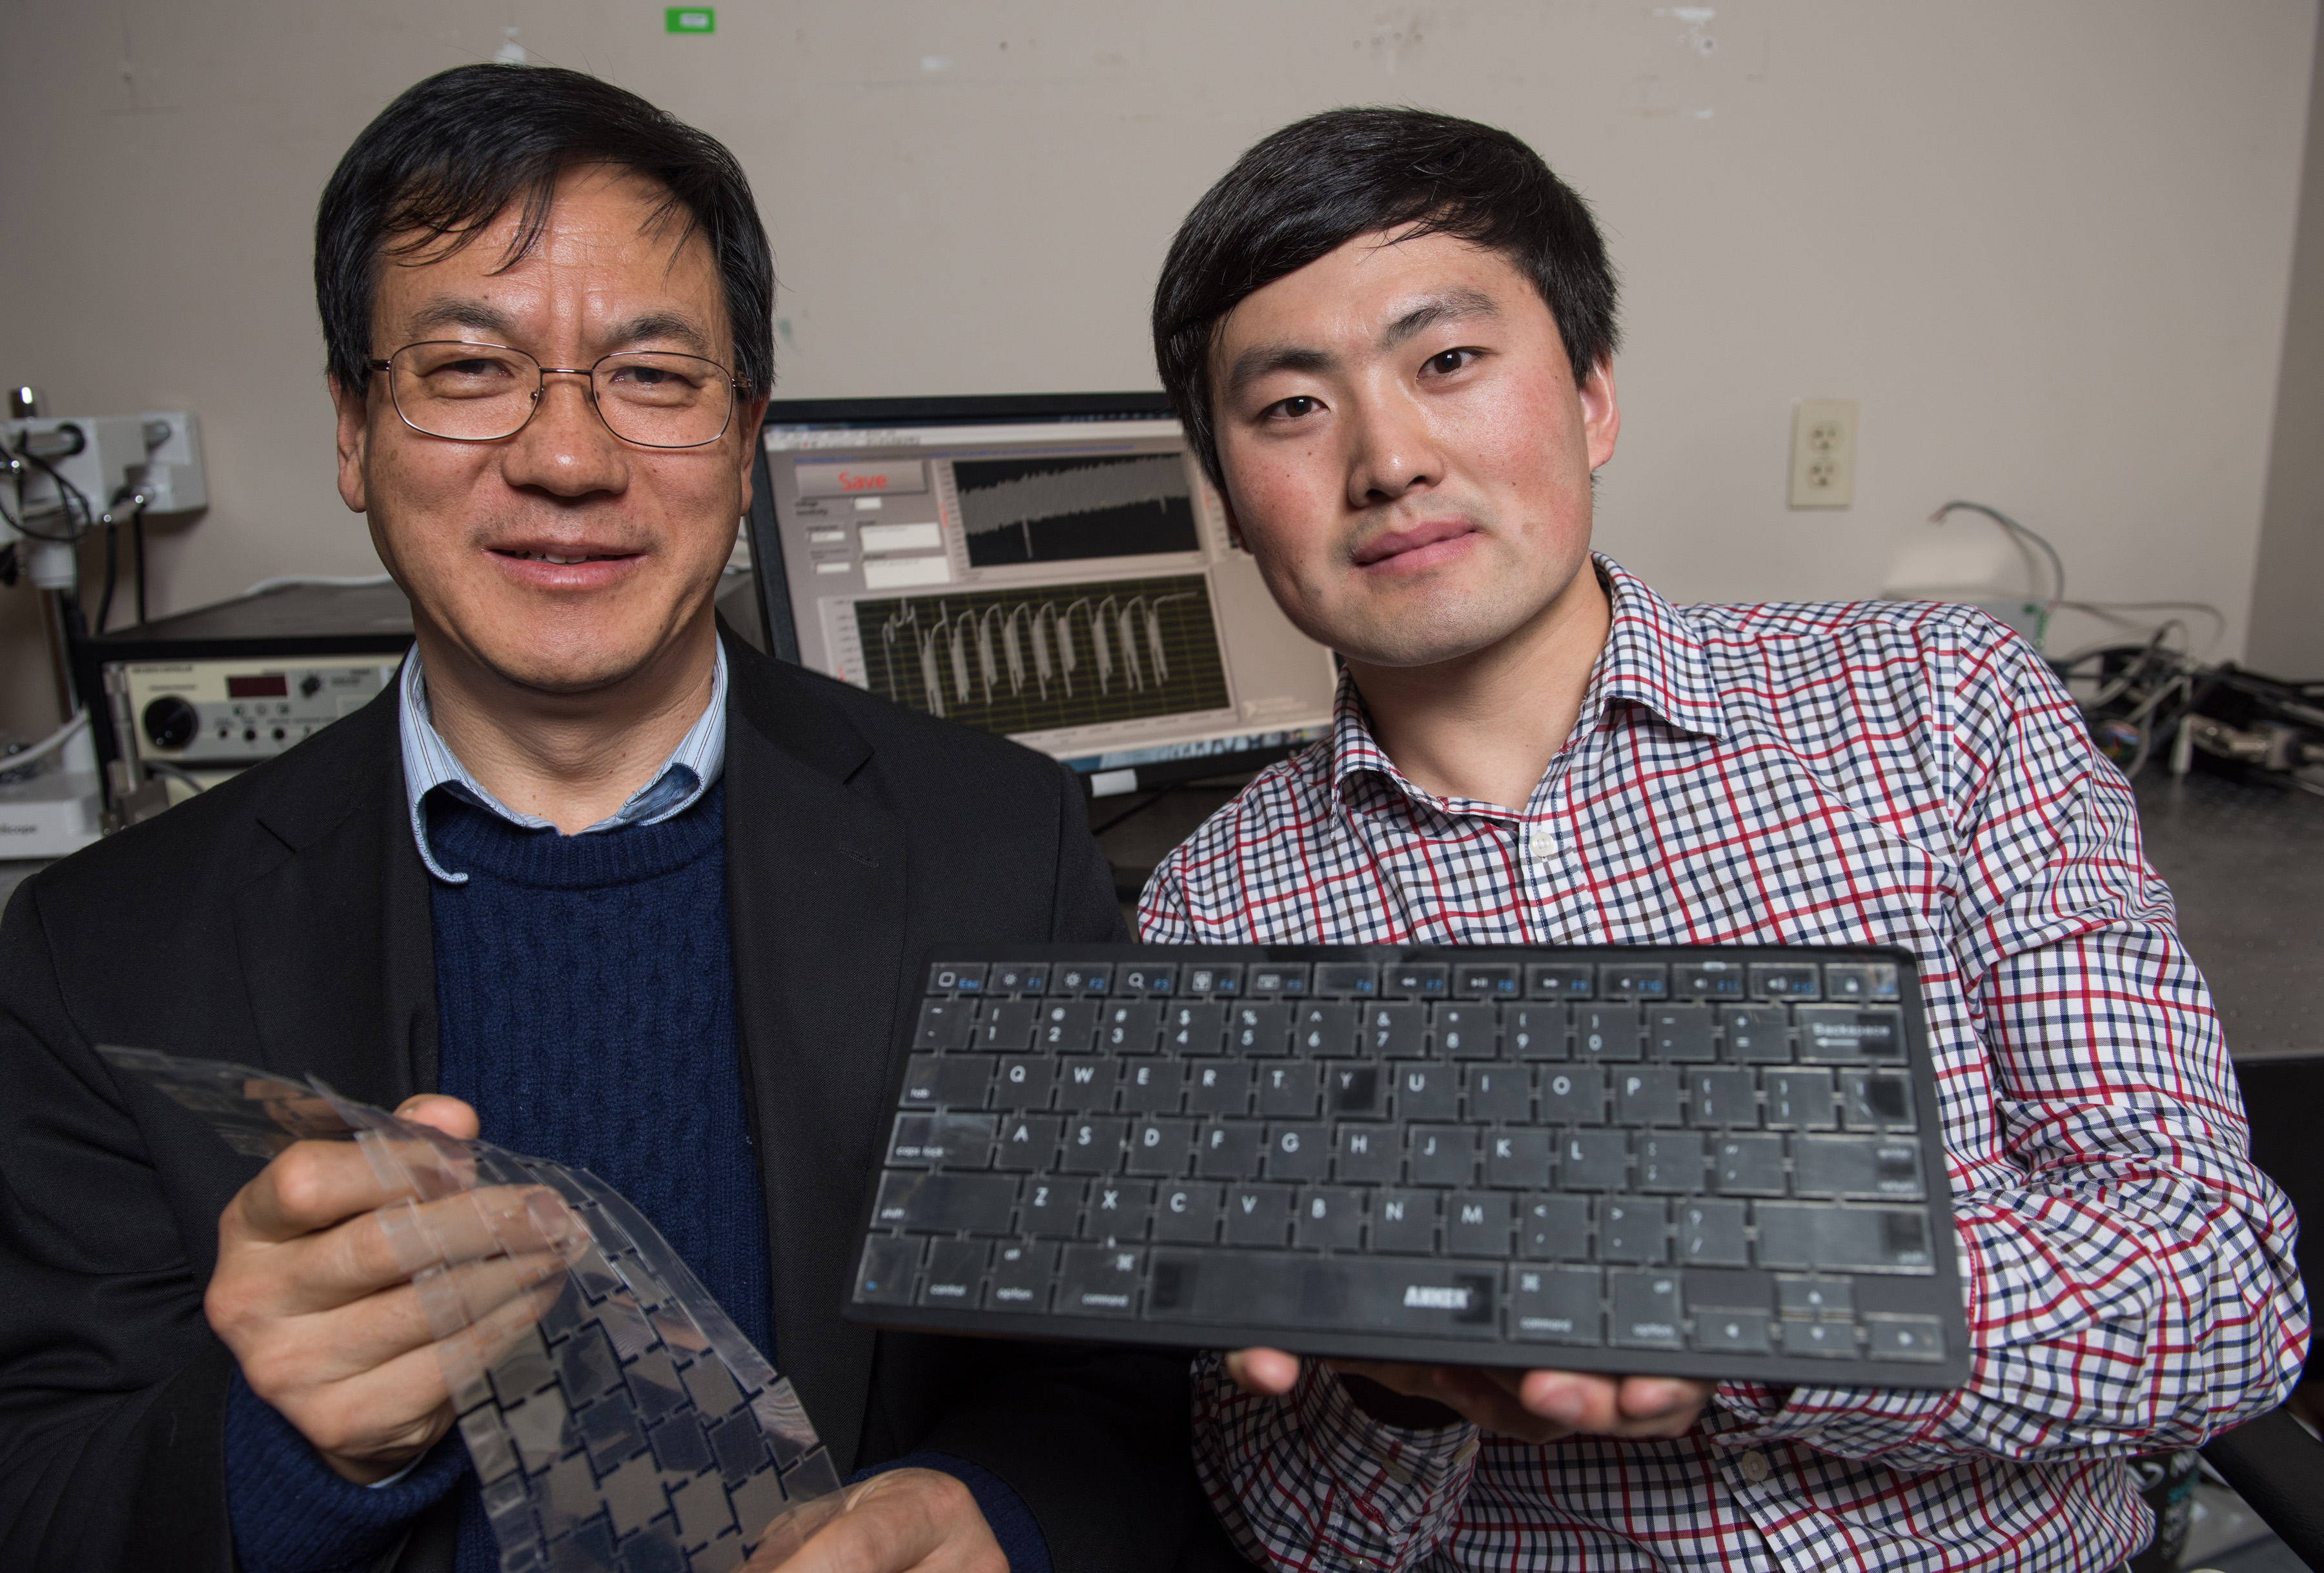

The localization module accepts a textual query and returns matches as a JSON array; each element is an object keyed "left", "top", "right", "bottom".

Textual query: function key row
[{"left": 928, "top": 957, "right": 1900, "bottom": 1004}]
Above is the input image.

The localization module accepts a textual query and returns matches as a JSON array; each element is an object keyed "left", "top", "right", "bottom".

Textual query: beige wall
[
  {"left": 3, "top": 0, "right": 2318, "bottom": 744},
  {"left": 2250, "top": 12, "right": 2324, "bottom": 677}
]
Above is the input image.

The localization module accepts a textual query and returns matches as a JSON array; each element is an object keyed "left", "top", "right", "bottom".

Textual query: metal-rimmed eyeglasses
[{"left": 365, "top": 341, "right": 749, "bottom": 449}]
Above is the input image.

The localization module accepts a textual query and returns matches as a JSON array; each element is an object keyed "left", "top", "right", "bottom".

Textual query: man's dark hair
[
  {"left": 316, "top": 65, "right": 774, "bottom": 400},
  {"left": 1152, "top": 107, "right": 1618, "bottom": 490}
]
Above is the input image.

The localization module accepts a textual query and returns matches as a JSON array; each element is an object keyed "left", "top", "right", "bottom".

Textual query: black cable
[
  {"left": 134, "top": 507, "right": 148, "bottom": 624},
  {"left": 95, "top": 522, "right": 118, "bottom": 634},
  {"left": 5, "top": 440, "right": 96, "bottom": 542}
]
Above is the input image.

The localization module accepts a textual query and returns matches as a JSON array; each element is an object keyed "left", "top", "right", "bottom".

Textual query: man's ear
[
  {"left": 733, "top": 392, "right": 770, "bottom": 509},
  {"left": 1216, "top": 487, "right": 1249, "bottom": 554},
  {"left": 1580, "top": 356, "right": 1620, "bottom": 473},
  {"left": 329, "top": 374, "right": 371, "bottom": 514}
]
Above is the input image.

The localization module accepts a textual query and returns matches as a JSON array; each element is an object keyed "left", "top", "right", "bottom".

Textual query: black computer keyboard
[{"left": 846, "top": 945, "right": 1969, "bottom": 1387}]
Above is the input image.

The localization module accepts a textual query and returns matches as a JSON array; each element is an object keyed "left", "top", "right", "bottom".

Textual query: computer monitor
[{"left": 743, "top": 394, "right": 1338, "bottom": 795}]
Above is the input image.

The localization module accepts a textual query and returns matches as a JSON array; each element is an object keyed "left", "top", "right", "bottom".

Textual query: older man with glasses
[{"left": 0, "top": 65, "right": 1234, "bottom": 1573}]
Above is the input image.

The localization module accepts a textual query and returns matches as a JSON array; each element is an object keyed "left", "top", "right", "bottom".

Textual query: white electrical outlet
[{"left": 1788, "top": 398, "right": 1857, "bottom": 509}]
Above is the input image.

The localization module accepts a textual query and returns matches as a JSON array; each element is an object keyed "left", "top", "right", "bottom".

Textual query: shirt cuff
[
  {"left": 852, "top": 1452, "right": 1051, "bottom": 1573},
  {"left": 223, "top": 1366, "right": 467, "bottom": 1573}
]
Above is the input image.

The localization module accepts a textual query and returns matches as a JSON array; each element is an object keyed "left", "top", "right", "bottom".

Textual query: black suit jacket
[{"left": 0, "top": 630, "right": 1238, "bottom": 1572}]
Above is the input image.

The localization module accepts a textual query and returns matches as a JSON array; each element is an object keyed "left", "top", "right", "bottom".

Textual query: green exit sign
[{"left": 665, "top": 7, "right": 714, "bottom": 32}]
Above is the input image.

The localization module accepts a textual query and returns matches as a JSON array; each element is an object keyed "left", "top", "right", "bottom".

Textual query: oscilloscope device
[{"left": 744, "top": 395, "right": 1339, "bottom": 796}]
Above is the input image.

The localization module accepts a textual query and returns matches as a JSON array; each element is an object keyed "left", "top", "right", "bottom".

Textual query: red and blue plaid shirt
[{"left": 1138, "top": 556, "right": 2305, "bottom": 1573}]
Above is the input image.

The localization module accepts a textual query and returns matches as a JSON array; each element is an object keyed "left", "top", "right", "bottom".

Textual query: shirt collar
[
  {"left": 397, "top": 641, "right": 729, "bottom": 885},
  {"left": 1325, "top": 551, "right": 1727, "bottom": 809}
]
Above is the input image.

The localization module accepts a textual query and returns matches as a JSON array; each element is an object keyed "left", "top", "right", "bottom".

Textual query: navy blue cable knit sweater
[{"left": 221, "top": 782, "right": 1046, "bottom": 1572}]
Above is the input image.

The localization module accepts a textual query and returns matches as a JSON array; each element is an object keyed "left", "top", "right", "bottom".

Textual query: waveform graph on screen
[
  {"left": 852, "top": 574, "right": 1230, "bottom": 735},
  {"left": 953, "top": 453, "right": 1201, "bottom": 567}
]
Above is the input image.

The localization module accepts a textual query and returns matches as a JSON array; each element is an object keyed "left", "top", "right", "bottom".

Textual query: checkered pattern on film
[{"left": 1139, "top": 557, "right": 2307, "bottom": 1573}]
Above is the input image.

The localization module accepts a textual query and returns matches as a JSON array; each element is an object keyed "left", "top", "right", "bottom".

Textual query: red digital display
[{"left": 226, "top": 674, "right": 289, "bottom": 698}]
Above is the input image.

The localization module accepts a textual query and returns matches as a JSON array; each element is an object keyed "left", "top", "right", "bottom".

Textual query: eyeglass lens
[{"left": 387, "top": 343, "right": 733, "bottom": 448}]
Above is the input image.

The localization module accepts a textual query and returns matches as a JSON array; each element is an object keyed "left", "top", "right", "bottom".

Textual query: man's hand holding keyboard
[{"left": 1225, "top": 1346, "right": 1711, "bottom": 1444}]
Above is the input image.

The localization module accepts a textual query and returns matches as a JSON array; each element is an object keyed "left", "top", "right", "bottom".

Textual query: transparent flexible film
[{"left": 99, "top": 1047, "right": 845, "bottom": 1573}]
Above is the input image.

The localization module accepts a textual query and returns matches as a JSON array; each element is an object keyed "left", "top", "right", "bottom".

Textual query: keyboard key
[
  {"left": 1636, "top": 1132, "right": 1704, "bottom": 1192},
  {"left": 1775, "top": 1277, "right": 1853, "bottom": 1319},
  {"left": 1808, "top": 1137, "right": 1923, "bottom": 1200},
  {"left": 1363, "top": 1003, "right": 1427, "bottom": 1057},
  {"left": 1152, "top": 1184, "right": 1222, "bottom": 1244},
  {"left": 1867, "top": 1316, "right": 1945, "bottom": 1362},
  {"left": 993, "top": 1115, "right": 1061, "bottom": 1170},
  {"left": 1161, "top": 1001, "right": 1227, "bottom": 1055},
  {"left": 1797, "top": 1006, "right": 1903, "bottom": 1063},
  {"left": 1083, "top": 1181, "right": 1152, "bottom": 1241},
  {"left": 1334, "top": 1124, "right": 1400, "bottom": 1182},
  {"left": 1610, "top": 1269, "right": 1684, "bottom": 1348},
  {"left": 853, "top": 1237, "right": 917, "bottom": 1305},
  {"left": 873, "top": 1171, "right": 1019, "bottom": 1234},
  {"left": 1247, "top": 964, "right": 1309, "bottom": 997},
  {"left": 1519, "top": 1194, "right": 1591, "bottom": 1258},
  {"left": 1050, "top": 964, "right": 1110, "bottom": 997},
  {"left": 915, "top": 999, "right": 975, "bottom": 1051},
  {"left": 1755, "top": 1204, "right": 1934, "bottom": 1270},
  {"left": 1143, "top": 1252, "right": 1496, "bottom": 1335},
  {"left": 1228, "top": 1002, "right": 1294, "bottom": 1055},
  {"left": 1326, "top": 1064, "right": 1387, "bottom": 1117},
  {"left": 1616, "top": 1067, "right": 1684, "bottom": 1126},
  {"left": 1538, "top": 1066, "right": 1607, "bottom": 1124},
  {"left": 1714, "top": 1134, "right": 1787, "bottom": 1196},
  {"left": 1687, "top": 1068, "right": 1757, "bottom": 1127},
  {"left": 1505, "top": 1003, "right": 1568, "bottom": 1060},
  {"left": 1196, "top": 1121, "right": 1264, "bottom": 1179},
  {"left": 926, "top": 964, "right": 985, "bottom": 995},
  {"left": 1125, "top": 1117, "right": 1194, "bottom": 1175},
  {"left": 1647, "top": 1006, "right": 1717, "bottom": 1062},
  {"left": 1392, "top": 1063, "right": 1459, "bottom": 1121},
  {"left": 1120, "top": 1060, "right": 1184, "bottom": 1115},
  {"left": 1512, "top": 1265, "right": 1602, "bottom": 1343},
  {"left": 1409, "top": 1125, "right": 1478, "bottom": 1186},
  {"left": 1257, "top": 1062, "right": 1322, "bottom": 1117},
  {"left": 1575, "top": 1004, "right": 1643, "bottom": 1062},
  {"left": 1526, "top": 964, "right": 1595, "bottom": 1001},
  {"left": 1486, "top": 1128, "right": 1553, "bottom": 1188},
  {"left": 1764, "top": 1068, "right": 1837, "bottom": 1130},
  {"left": 1601, "top": 963, "right": 1668, "bottom": 1000},
  {"left": 1387, "top": 961, "right": 1449, "bottom": 998},
  {"left": 1434, "top": 1004, "right": 1498, "bottom": 1059},
  {"left": 924, "top": 1113, "right": 995, "bottom": 1168},
  {"left": 1037, "top": 1000, "right": 1100, "bottom": 1052},
  {"left": 1372, "top": 1190, "right": 1437, "bottom": 1253},
  {"left": 1692, "top": 1308, "right": 1770, "bottom": 1354},
  {"left": 1187, "top": 1061, "right": 1254, "bottom": 1116},
  {"left": 1560, "top": 1129, "right": 1629, "bottom": 1190},
  {"left": 902, "top": 1053, "right": 983, "bottom": 1109},
  {"left": 1055, "top": 1058, "right": 1115, "bottom": 1111},
  {"left": 1057, "top": 1244, "right": 1143, "bottom": 1316},
  {"left": 1823, "top": 962, "right": 1899, "bottom": 1001},
  {"left": 1720, "top": 1006, "right": 1791, "bottom": 1062},
  {"left": 1465, "top": 1065, "right": 1531, "bottom": 1122},
  {"left": 1749, "top": 962, "right": 1819, "bottom": 1001},
  {"left": 1599, "top": 1197, "right": 1667, "bottom": 1264},
  {"left": 919, "top": 1239, "right": 986, "bottom": 1304},
  {"left": 1293, "top": 1186, "right": 1365, "bottom": 1250},
  {"left": 1446, "top": 1192, "right": 1513, "bottom": 1257},
  {"left": 987, "top": 962, "right": 1048, "bottom": 995},
  {"left": 1777, "top": 1319, "right": 1858, "bottom": 1357},
  {"left": 1312, "top": 963, "right": 1380, "bottom": 998},
  {"left": 1099, "top": 1001, "right": 1163, "bottom": 1053},
  {"left": 976, "top": 1000, "right": 1041, "bottom": 1051},
  {"left": 1265, "top": 1122, "right": 1330, "bottom": 1181},
  {"left": 997, "top": 1055, "right": 1055, "bottom": 1108},
  {"left": 1840, "top": 1070, "right": 1917, "bottom": 1132},
  {"left": 1675, "top": 960, "right": 1746, "bottom": 1000},
  {"left": 1116, "top": 964, "right": 1175, "bottom": 998},
  {"left": 1678, "top": 1200, "right": 1750, "bottom": 1266},
  {"left": 1059, "top": 1117, "right": 1126, "bottom": 1173},
  {"left": 1223, "top": 1184, "right": 1293, "bottom": 1245},
  {"left": 1455, "top": 963, "right": 1521, "bottom": 999},
  {"left": 1183, "top": 963, "right": 1241, "bottom": 997},
  {"left": 986, "top": 1241, "right": 1054, "bottom": 1310},
  {"left": 1020, "top": 1177, "right": 1083, "bottom": 1237},
  {"left": 1294, "top": 1003, "right": 1361, "bottom": 1057}
]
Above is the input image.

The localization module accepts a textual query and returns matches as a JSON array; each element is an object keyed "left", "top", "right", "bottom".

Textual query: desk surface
[{"left": 6, "top": 767, "right": 2317, "bottom": 1059}]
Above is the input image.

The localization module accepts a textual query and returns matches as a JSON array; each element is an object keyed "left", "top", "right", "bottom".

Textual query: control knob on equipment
[{"left": 142, "top": 695, "right": 199, "bottom": 751}]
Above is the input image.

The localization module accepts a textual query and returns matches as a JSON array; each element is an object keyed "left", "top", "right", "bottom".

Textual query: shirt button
[
  {"left": 1527, "top": 826, "right": 1555, "bottom": 860},
  {"left": 1737, "top": 1449, "right": 1771, "bottom": 1483}
]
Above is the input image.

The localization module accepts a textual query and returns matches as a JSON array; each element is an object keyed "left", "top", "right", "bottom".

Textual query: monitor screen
[{"left": 745, "top": 396, "right": 1337, "bottom": 794}]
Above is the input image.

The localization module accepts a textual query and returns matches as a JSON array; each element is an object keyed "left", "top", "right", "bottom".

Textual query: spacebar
[{"left": 1145, "top": 1250, "right": 1500, "bottom": 1338}]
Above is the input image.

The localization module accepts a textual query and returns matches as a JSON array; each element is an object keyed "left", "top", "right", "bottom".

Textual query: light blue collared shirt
[{"left": 396, "top": 642, "right": 729, "bottom": 884}]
